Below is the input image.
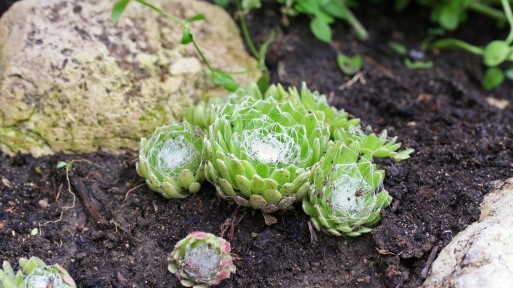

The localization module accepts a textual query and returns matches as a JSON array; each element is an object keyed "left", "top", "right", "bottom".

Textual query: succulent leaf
[
  {"left": 168, "top": 232, "right": 235, "bottom": 287},
  {"left": 137, "top": 123, "right": 205, "bottom": 198}
]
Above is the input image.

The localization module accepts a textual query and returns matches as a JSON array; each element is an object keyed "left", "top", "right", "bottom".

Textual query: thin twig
[
  {"left": 362, "top": 55, "right": 394, "bottom": 78},
  {"left": 421, "top": 245, "right": 439, "bottom": 279},
  {"left": 55, "top": 183, "right": 63, "bottom": 202},
  {"left": 71, "top": 176, "right": 110, "bottom": 229},
  {"left": 123, "top": 183, "right": 145, "bottom": 203},
  {"left": 62, "top": 167, "right": 76, "bottom": 210},
  {"left": 61, "top": 159, "right": 102, "bottom": 209},
  {"left": 339, "top": 72, "right": 366, "bottom": 90},
  {"left": 42, "top": 212, "right": 63, "bottom": 226},
  {"left": 307, "top": 220, "right": 318, "bottom": 243}
]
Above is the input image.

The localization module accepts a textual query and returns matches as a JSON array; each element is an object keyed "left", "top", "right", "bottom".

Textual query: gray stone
[
  {"left": 0, "top": 0, "right": 258, "bottom": 156},
  {"left": 424, "top": 178, "right": 513, "bottom": 288}
]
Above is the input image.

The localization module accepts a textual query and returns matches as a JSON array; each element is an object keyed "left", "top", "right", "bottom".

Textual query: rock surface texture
[
  {"left": 424, "top": 178, "right": 513, "bottom": 288},
  {"left": 0, "top": 0, "right": 257, "bottom": 156}
]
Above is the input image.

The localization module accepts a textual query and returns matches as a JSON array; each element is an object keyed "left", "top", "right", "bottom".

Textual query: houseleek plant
[
  {"left": 168, "top": 232, "right": 235, "bottom": 288},
  {"left": 0, "top": 257, "right": 76, "bottom": 288},
  {"left": 137, "top": 122, "right": 205, "bottom": 199},
  {"left": 203, "top": 95, "right": 330, "bottom": 212},
  {"left": 303, "top": 141, "right": 392, "bottom": 237}
]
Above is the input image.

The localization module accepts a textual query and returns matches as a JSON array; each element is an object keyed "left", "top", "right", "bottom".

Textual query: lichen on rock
[{"left": 0, "top": 0, "right": 258, "bottom": 156}]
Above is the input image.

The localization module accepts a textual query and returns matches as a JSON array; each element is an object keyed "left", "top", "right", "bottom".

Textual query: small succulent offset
[
  {"left": 137, "top": 123, "right": 205, "bottom": 198},
  {"left": 0, "top": 257, "right": 76, "bottom": 288},
  {"left": 203, "top": 93, "right": 330, "bottom": 212},
  {"left": 168, "top": 232, "right": 235, "bottom": 288},
  {"left": 303, "top": 142, "right": 392, "bottom": 237}
]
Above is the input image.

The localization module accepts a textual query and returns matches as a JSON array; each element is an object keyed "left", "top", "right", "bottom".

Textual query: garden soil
[{"left": 1, "top": 1, "right": 512, "bottom": 287}]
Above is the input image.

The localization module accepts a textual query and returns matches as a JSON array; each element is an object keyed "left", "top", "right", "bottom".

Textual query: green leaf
[
  {"left": 57, "top": 161, "right": 68, "bottom": 169},
  {"left": 505, "top": 67, "right": 513, "bottom": 80},
  {"left": 310, "top": 17, "right": 332, "bottom": 42},
  {"left": 112, "top": 0, "right": 130, "bottom": 25},
  {"left": 388, "top": 41, "right": 407, "bottom": 55},
  {"left": 257, "top": 72, "right": 270, "bottom": 94},
  {"left": 258, "top": 29, "right": 275, "bottom": 69},
  {"left": 214, "top": 0, "right": 230, "bottom": 8},
  {"left": 186, "top": 14, "right": 205, "bottom": 23},
  {"left": 316, "top": 10, "right": 335, "bottom": 24},
  {"left": 404, "top": 59, "right": 434, "bottom": 69},
  {"left": 295, "top": 0, "right": 320, "bottom": 15},
  {"left": 439, "top": 4, "right": 460, "bottom": 30},
  {"left": 482, "top": 67, "right": 505, "bottom": 90},
  {"left": 395, "top": 0, "right": 411, "bottom": 11},
  {"left": 242, "top": 0, "right": 261, "bottom": 11},
  {"left": 321, "top": 0, "right": 347, "bottom": 19},
  {"left": 337, "top": 53, "right": 362, "bottom": 75},
  {"left": 483, "top": 40, "right": 510, "bottom": 67},
  {"left": 180, "top": 25, "right": 193, "bottom": 44},
  {"left": 212, "top": 70, "right": 239, "bottom": 92}
]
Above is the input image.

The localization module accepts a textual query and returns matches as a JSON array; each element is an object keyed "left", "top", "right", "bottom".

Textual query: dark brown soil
[{"left": 1, "top": 1, "right": 513, "bottom": 287}]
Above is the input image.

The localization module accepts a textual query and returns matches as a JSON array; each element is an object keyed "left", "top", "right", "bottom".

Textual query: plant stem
[
  {"left": 341, "top": 1, "right": 369, "bottom": 40},
  {"left": 501, "top": 0, "right": 513, "bottom": 44},
  {"left": 428, "top": 38, "right": 484, "bottom": 55},
  {"left": 134, "top": 0, "right": 216, "bottom": 72},
  {"left": 234, "top": 0, "right": 260, "bottom": 60},
  {"left": 227, "top": 69, "right": 260, "bottom": 75},
  {"left": 468, "top": 1, "right": 506, "bottom": 22},
  {"left": 134, "top": 0, "right": 185, "bottom": 27},
  {"left": 192, "top": 41, "right": 214, "bottom": 72}
]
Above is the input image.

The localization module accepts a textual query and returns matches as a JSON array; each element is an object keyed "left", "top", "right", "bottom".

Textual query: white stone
[
  {"left": 424, "top": 178, "right": 513, "bottom": 288},
  {"left": 0, "top": 0, "right": 258, "bottom": 156}
]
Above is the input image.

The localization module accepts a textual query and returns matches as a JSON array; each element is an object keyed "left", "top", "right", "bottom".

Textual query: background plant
[
  {"left": 394, "top": 0, "right": 513, "bottom": 89},
  {"left": 215, "top": 0, "right": 369, "bottom": 42}
]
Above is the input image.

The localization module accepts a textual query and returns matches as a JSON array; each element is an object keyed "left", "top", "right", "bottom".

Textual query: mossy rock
[{"left": 0, "top": 0, "right": 258, "bottom": 156}]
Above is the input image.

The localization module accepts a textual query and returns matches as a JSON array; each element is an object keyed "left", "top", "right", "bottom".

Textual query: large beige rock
[
  {"left": 424, "top": 178, "right": 513, "bottom": 288},
  {"left": 0, "top": 0, "right": 258, "bottom": 156}
]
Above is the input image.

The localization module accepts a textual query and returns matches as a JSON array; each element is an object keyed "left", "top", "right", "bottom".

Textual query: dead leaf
[{"left": 2, "top": 176, "right": 12, "bottom": 188}]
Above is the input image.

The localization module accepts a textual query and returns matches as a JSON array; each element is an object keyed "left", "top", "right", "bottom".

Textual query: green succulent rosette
[
  {"left": 204, "top": 96, "right": 330, "bottom": 212},
  {"left": 136, "top": 122, "right": 205, "bottom": 199},
  {"left": 168, "top": 232, "right": 235, "bottom": 288},
  {"left": 263, "top": 83, "right": 361, "bottom": 135},
  {"left": 264, "top": 83, "right": 413, "bottom": 162},
  {"left": 184, "top": 83, "right": 263, "bottom": 130},
  {"left": 0, "top": 257, "right": 76, "bottom": 288},
  {"left": 20, "top": 257, "right": 76, "bottom": 288},
  {"left": 0, "top": 260, "right": 22, "bottom": 288},
  {"left": 303, "top": 141, "right": 392, "bottom": 237},
  {"left": 333, "top": 126, "right": 414, "bottom": 161}
]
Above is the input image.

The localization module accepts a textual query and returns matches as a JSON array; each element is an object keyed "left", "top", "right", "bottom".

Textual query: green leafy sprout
[
  {"left": 0, "top": 257, "right": 76, "bottom": 288},
  {"left": 168, "top": 231, "right": 235, "bottom": 288},
  {"left": 215, "top": 0, "right": 368, "bottom": 41},
  {"left": 337, "top": 53, "right": 362, "bottom": 76},
  {"left": 423, "top": 0, "right": 513, "bottom": 89}
]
